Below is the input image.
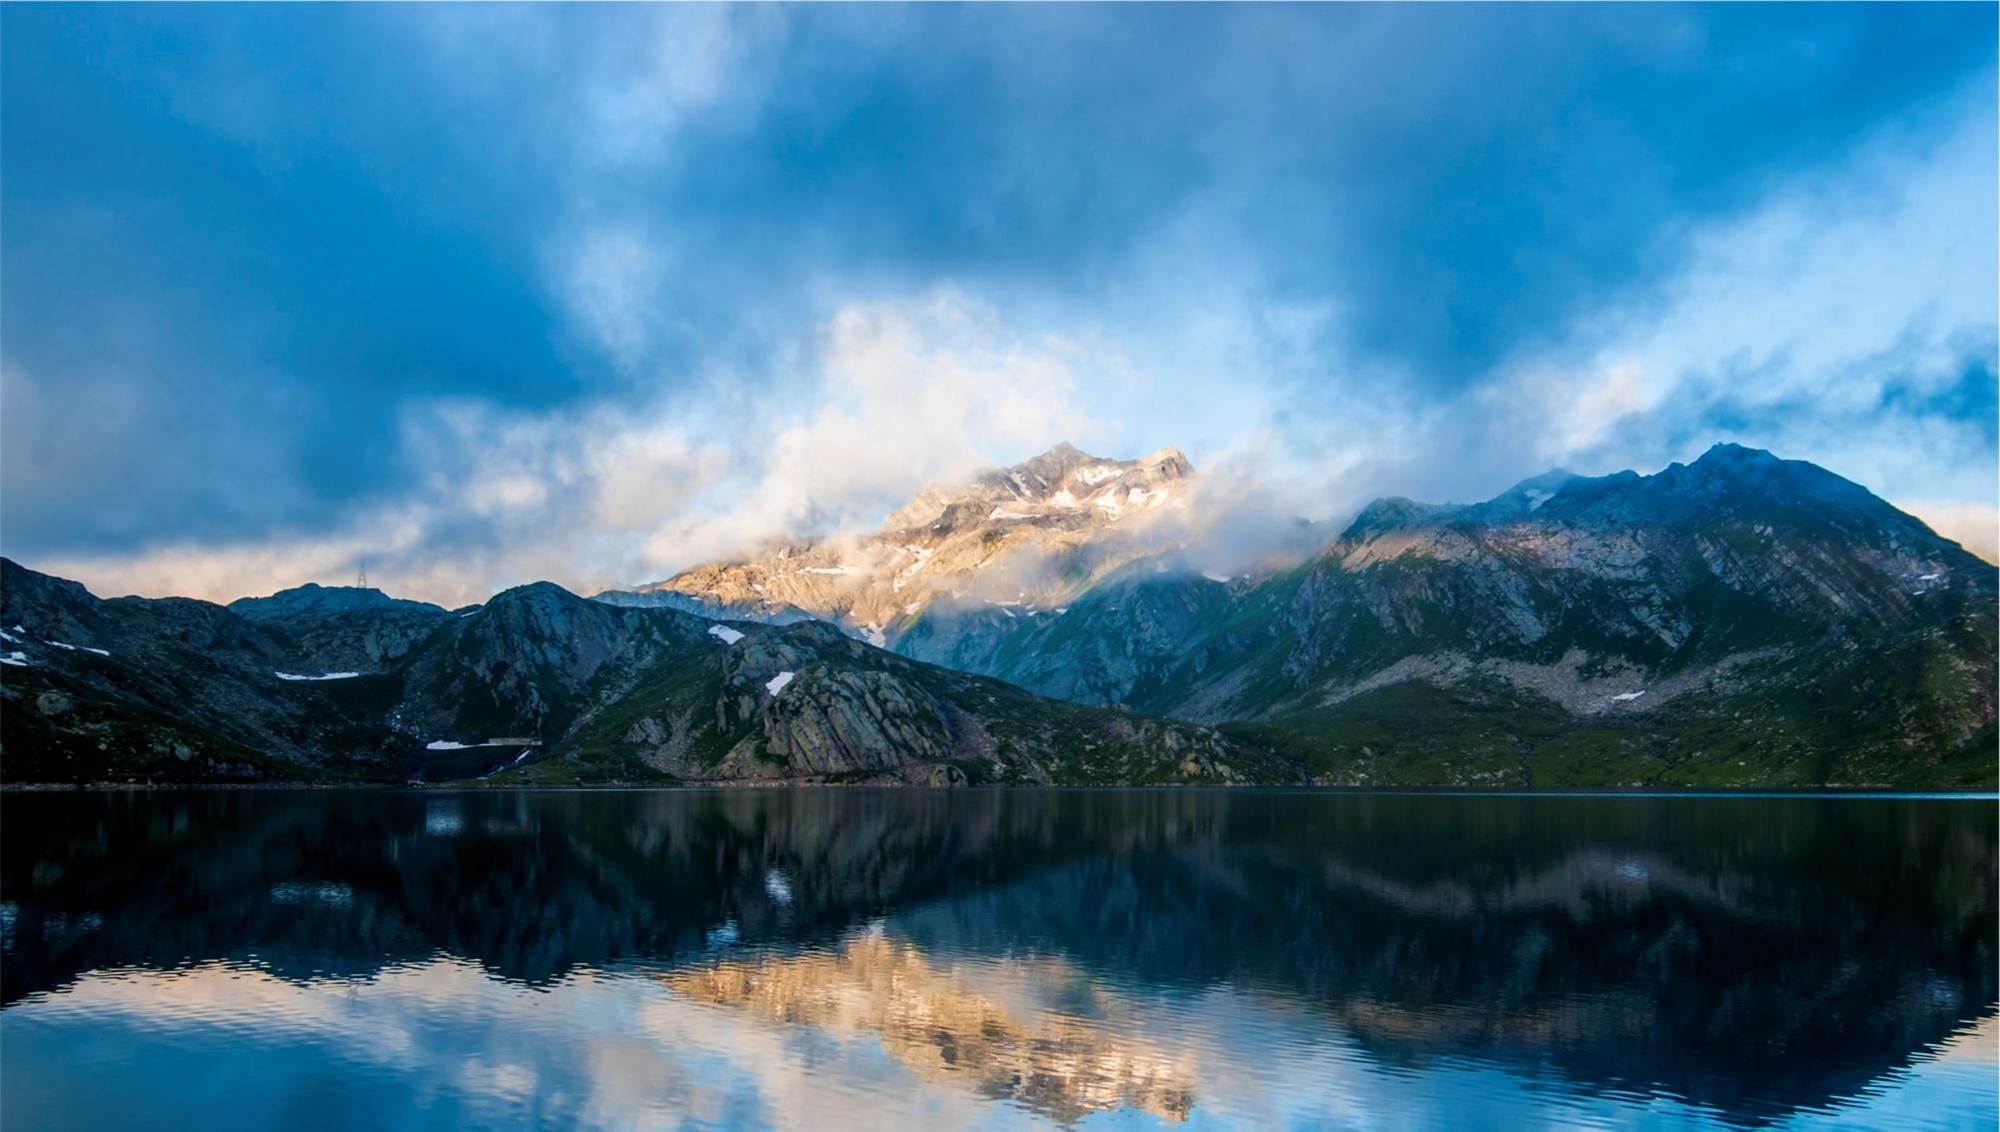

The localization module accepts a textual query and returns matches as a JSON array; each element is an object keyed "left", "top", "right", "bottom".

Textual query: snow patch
[
  {"left": 1525, "top": 489, "right": 1552, "bottom": 511},
  {"left": 988, "top": 508, "right": 1036, "bottom": 521},
  {"left": 1917, "top": 573, "right": 1943, "bottom": 582},
  {"left": 426, "top": 738, "right": 540, "bottom": 751},
  {"left": 275, "top": 671, "right": 361, "bottom": 681},
  {"left": 1610, "top": 690, "right": 1647, "bottom": 703},
  {"left": 0, "top": 628, "right": 19, "bottom": 645},
  {"left": 765, "top": 671, "right": 795, "bottom": 696},
  {"left": 861, "top": 623, "right": 886, "bottom": 647},
  {"left": 1072, "top": 464, "right": 1122, "bottom": 486},
  {"left": 46, "top": 640, "right": 111, "bottom": 657},
  {"left": 706, "top": 624, "right": 745, "bottom": 645},
  {"left": 800, "top": 566, "right": 857, "bottom": 575},
  {"left": 0, "top": 651, "right": 28, "bottom": 668},
  {"left": 1203, "top": 573, "right": 1232, "bottom": 584}
]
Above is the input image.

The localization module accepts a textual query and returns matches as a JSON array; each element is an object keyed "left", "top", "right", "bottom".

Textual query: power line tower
[{"left": 357, "top": 560, "right": 368, "bottom": 590}]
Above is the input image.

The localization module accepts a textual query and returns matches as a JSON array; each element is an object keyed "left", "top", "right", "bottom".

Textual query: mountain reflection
[
  {"left": 2, "top": 789, "right": 1993, "bottom": 1126},
  {"left": 670, "top": 933, "right": 1198, "bottom": 1124}
]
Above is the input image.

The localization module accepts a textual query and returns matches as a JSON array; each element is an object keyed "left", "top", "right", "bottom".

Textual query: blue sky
[{"left": 2, "top": 4, "right": 1995, "bottom": 603}]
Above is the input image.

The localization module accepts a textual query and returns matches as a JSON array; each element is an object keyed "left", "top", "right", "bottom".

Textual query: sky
[{"left": 2, "top": 3, "right": 1995, "bottom": 605}]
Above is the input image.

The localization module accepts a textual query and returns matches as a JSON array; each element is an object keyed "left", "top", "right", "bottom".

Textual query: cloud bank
[{"left": 2, "top": 5, "right": 1994, "bottom": 602}]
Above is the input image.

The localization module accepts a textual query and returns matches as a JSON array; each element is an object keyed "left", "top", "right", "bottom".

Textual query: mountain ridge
[
  {"left": 3, "top": 442, "right": 1991, "bottom": 787},
  {"left": 0, "top": 557, "right": 1286, "bottom": 786}
]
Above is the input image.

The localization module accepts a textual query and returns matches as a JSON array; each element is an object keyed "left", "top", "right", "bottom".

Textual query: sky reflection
[{"left": 1, "top": 789, "right": 1993, "bottom": 1130}]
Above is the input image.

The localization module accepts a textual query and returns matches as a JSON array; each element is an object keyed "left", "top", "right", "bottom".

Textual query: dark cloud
[{"left": 1, "top": 3, "right": 1993, "bottom": 570}]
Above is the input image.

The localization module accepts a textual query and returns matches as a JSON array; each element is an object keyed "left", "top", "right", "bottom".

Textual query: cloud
[
  {"left": 1900, "top": 502, "right": 2000, "bottom": 565},
  {"left": 1261, "top": 75, "right": 1999, "bottom": 519},
  {"left": 32, "top": 294, "right": 1110, "bottom": 606},
  {"left": 2, "top": 7, "right": 1994, "bottom": 601}
]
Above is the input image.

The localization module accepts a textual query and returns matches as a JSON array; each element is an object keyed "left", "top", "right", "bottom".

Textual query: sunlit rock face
[{"left": 613, "top": 444, "right": 1198, "bottom": 650}]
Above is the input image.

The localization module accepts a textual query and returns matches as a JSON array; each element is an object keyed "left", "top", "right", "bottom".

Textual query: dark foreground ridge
[
  {"left": 0, "top": 558, "right": 1286, "bottom": 786},
  {"left": 1, "top": 445, "right": 1993, "bottom": 787}
]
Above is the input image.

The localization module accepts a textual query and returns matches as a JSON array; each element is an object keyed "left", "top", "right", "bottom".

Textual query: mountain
[
  {"left": 871, "top": 445, "right": 1998, "bottom": 786},
  {"left": 229, "top": 581, "right": 447, "bottom": 621},
  {"left": 229, "top": 582, "right": 456, "bottom": 670},
  {"left": 605, "top": 443, "right": 1197, "bottom": 647},
  {"left": 4, "top": 443, "right": 1989, "bottom": 788},
  {"left": 0, "top": 558, "right": 1286, "bottom": 786}
]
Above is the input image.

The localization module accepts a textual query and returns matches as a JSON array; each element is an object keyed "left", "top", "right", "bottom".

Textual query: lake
[{"left": 1, "top": 789, "right": 1993, "bottom": 1130}]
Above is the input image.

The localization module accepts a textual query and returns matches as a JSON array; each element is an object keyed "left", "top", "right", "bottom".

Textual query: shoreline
[{"left": 2, "top": 781, "right": 1994, "bottom": 798}]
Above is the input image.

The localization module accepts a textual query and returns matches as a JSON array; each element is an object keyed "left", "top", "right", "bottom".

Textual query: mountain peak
[
  {"left": 229, "top": 582, "right": 444, "bottom": 621},
  {"left": 486, "top": 580, "right": 580, "bottom": 608},
  {"left": 1692, "top": 442, "right": 1782, "bottom": 469}
]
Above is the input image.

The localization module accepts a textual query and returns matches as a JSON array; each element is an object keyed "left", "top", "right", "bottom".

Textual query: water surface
[{"left": 2, "top": 789, "right": 1993, "bottom": 1130}]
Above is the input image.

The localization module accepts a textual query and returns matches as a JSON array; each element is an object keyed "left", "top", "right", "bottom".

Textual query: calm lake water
[{"left": 1, "top": 789, "right": 1993, "bottom": 1131}]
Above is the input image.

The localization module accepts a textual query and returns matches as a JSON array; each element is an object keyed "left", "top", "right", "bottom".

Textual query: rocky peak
[
  {"left": 230, "top": 581, "right": 445, "bottom": 621},
  {"left": 629, "top": 443, "right": 1204, "bottom": 649},
  {"left": 1339, "top": 497, "right": 1442, "bottom": 541}
]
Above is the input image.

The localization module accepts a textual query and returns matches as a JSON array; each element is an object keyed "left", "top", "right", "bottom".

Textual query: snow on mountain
[{"left": 611, "top": 443, "right": 1198, "bottom": 645}]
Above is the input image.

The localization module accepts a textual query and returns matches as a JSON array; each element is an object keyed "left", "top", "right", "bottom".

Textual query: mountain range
[{"left": 2, "top": 442, "right": 1992, "bottom": 786}]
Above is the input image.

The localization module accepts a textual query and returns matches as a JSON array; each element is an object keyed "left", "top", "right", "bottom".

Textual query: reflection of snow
[
  {"left": 764, "top": 870, "right": 794, "bottom": 906},
  {"left": 269, "top": 881, "right": 355, "bottom": 909}
]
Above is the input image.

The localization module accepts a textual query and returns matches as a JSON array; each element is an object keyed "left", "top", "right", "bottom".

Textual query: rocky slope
[
  {"left": 873, "top": 445, "right": 1999, "bottom": 786},
  {"left": 604, "top": 443, "right": 1197, "bottom": 647},
  {"left": 0, "top": 559, "right": 1286, "bottom": 786}
]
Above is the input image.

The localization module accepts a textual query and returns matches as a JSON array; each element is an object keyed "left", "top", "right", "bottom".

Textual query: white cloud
[
  {"left": 20, "top": 76, "right": 1994, "bottom": 608},
  {"left": 32, "top": 293, "right": 1109, "bottom": 606},
  {"left": 1326, "top": 77, "right": 2000, "bottom": 517}
]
